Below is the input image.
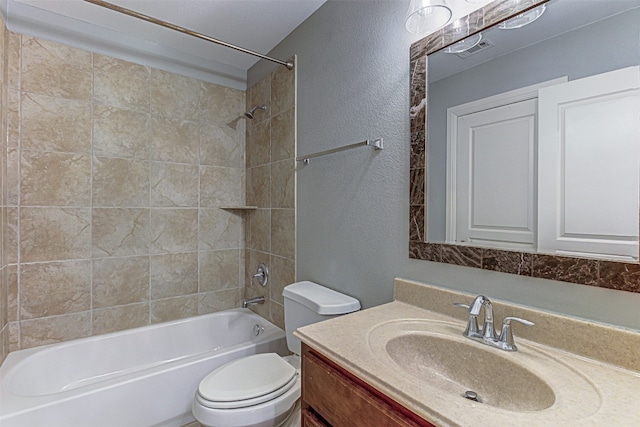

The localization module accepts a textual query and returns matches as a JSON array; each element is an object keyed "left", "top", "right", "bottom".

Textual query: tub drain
[{"left": 463, "top": 390, "right": 481, "bottom": 403}]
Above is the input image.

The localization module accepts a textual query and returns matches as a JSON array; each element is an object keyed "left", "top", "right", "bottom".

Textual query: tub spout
[{"left": 243, "top": 296, "right": 265, "bottom": 308}]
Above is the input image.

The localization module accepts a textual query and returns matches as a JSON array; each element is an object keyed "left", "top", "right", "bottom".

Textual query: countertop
[{"left": 295, "top": 278, "right": 640, "bottom": 427}]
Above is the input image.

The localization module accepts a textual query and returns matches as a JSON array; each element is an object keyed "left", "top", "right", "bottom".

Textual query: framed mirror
[{"left": 409, "top": 0, "right": 640, "bottom": 294}]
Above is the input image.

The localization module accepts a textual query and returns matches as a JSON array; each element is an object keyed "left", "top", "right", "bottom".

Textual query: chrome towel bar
[{"left": 296, "top": 138, "right": 383, "bottom": 164}]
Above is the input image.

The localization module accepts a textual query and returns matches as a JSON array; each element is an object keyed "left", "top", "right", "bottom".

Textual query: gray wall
[
  {"left": 248, "top": 0, "right": 640, "bottom": 331},
  {"left": 427, "top": 10, "right": 640, "bottom": 240}
]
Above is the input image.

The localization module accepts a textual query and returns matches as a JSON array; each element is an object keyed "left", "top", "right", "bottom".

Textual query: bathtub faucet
[{"left": 243, "top": 296, "right": 266, "bottom": 308}]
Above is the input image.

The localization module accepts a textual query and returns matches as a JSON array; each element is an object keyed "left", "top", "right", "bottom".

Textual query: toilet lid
[{"left": 198, "top": 353, "right": 297, "bottom": 407}]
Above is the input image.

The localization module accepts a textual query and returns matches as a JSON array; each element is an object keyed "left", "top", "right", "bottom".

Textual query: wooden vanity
[
  {"left": 295, "top": 278, "right": 640, "bottom": 427},
  {"left": 301, "top": 343, "right": 436, "bottom": 427}
]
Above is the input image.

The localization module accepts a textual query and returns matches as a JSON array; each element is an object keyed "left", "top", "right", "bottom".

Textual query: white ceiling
[{"left": 1, "top": 0, "right": 327, "bottom": 89}]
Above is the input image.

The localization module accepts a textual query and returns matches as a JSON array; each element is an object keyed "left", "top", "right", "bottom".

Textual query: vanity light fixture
[
  {"left": 498, "top": 4, "right": 546, "bottom": 29},
  {"left": 405, "top": 0, "right": 452, "bottom": 34},
  {"left": 443, "top": 32, "right": 483, "bottom": 53}
]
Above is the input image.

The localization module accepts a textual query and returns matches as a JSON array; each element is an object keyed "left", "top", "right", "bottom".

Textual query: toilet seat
[{"left": 197, "top": 353, "right": 297, "bottom": 409}]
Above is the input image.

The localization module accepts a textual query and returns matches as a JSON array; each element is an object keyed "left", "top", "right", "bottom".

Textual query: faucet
[
  {"left": 454, "top": 295, "right": 534, "bottom": 351},
  {"left": 243, "top": 296, "right": 265, "bottom": 308}
]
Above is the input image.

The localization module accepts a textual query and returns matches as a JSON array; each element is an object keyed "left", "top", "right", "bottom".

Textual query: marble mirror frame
[{"left": 408, "top": 0, "right": 640, "bottom": 294}]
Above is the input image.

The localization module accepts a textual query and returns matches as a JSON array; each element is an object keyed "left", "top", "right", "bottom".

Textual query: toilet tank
[{"left": 283, "top": 281, "right": 361, "bottom": 355}]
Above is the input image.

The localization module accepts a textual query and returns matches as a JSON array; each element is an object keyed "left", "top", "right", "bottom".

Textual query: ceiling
[
  {"left": 1, "top": 0, "right": 327, "bottom": 89},
  {"left": 429, "top": 0, "right": 640, "bottom": 82}
]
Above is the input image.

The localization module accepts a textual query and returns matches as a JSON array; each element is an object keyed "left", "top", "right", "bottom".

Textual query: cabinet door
[
  {"left": 302, "top": 346, "right": 435, "bottom": 427},
  {"left": 538, "top": 66, "right": 640, "bottom": 260}
]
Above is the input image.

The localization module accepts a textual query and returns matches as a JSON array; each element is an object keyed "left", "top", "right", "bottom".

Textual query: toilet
[{"left": 192, "top": 281, "right": 360, "bottom": 427}]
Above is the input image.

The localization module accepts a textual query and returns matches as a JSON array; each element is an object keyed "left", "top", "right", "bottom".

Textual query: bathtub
[{"left": 0, "top": 308, "right": 288, "bottom": 427}]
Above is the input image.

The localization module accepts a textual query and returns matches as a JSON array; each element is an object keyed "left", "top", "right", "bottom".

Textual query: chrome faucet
[
  {"left": 454, "top": 295, "right": 534, "bottom": 351},
  {"left": 243, "top": 296, "right": 265, "bottom": 308}
]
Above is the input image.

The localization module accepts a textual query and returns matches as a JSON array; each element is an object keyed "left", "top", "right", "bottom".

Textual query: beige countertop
[{"left": 295, "top": 279, "right": 640, "bottom": 427}]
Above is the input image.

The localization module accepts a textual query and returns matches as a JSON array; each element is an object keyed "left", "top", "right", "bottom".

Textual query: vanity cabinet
[{"left": 301, "top": 343, "right": 436, "bottom": 427}]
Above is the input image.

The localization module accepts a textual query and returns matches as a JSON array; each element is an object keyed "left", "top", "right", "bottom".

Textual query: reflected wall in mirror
[{"left": 409, "top": 0, "right": 640, "bottom": 294}]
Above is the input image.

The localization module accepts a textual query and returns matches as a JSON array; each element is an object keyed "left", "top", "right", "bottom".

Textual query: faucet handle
[
  {"left": 453, "top": 302, "right": 480, "bottom": 337},
  {"left": 498, "top": 317, "right": 534, "bottom": 351}
]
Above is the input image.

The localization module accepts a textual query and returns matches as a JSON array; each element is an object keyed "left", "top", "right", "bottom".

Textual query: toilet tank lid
[{"left": 283, "top": 281, "right": 361, "bottom": 315}]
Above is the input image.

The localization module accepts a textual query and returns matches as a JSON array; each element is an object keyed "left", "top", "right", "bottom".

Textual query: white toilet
[{"left": 192, "top": 281, "right": 360, "bottom": 427}]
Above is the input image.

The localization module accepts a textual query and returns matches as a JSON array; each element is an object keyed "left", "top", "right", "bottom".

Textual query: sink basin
[
  {"left": 368, "top": 319, "right": 601, "bottom": 416},
  {"left": 386, "top": 334, "right": 554, "bottom": 411}
]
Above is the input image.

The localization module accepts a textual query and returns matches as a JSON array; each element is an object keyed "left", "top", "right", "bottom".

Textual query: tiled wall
[
  {"left": 4, "top": 33, "right": 248, "bottom": 353},
  {"left": 244, "top": 63, "right": 296, "bottom": 330},
  {"left": 1, "top": 18, "right": 9, "bottom": 364}
]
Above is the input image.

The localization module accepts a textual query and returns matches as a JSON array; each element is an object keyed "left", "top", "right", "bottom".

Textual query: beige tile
[
  {"left": 271, "top": 159, "right": 294, "bottom": 209},
  {"left": 271, "top": 66, "right": 295, "bottom": 116},
  {"left": 1, "top": 268, "right": 7, "bottom": 327},
  {"left": 7, "top": 265, "right": 17, "bottom": 322},
  {"left": 199, "top": 249, "right": 241, "bottom": 292},
  {"left": 271, "top": 209, "right": 295, "bottom": 259},
  {"left": 20, "top": 260, "right": 91, "bottom": 319},
  {"left": 150, "top": 69, "right": 203, "bottom": 120},
  {"left": 247, "top": 165, "right": 270, "bottom": 208},
  {"left": 19, "top": 311, "right": 91, "bottom": 349},
  {"left": 248, "top": 209, "right": 271, "bottom": 253},
  {"left": 92, "top": 208, "right": 149, "bottom": 257},
  {"left": 271, "top": 108, "right": 295, "bottom": 162},
  {"left": 92, "top": 303, "right": 149, "bottom": 336},
  {"left": 7, "top": 89, "right": 19, "bottom": 147},
  {"left": 93, "top": 156, "right": 150, "bottom": 207},
  {"left": 6, "top": 148, "right": 18, "bottom": 206},
  {"left": 270, "top": 301, "right": 285, "bottom": 330},
  {"left": 20, "top": 151, "right": 91, "bottom": 206},
  {"left": 8, "top": 321, "right": 19, "bottom": 353},
  {"left": 21, "top": 93, "right": 91, "bottom": 153},
  {"left": 7, "top": 32, "right": 20, "bottom": 91},
  {"left": 21, "top": 36, "right": 92, "bottom": 100},
  {"left": 150, "top": 252, "right": 198, "bottom": 300},
  {"left": 150, "top": 208, "right": 198, "bottom": 253},
  {"left": 198, "top": 288, "right": 241, "bottom": 315},
  {"left": 199, "top": 166, "right": 243, "bottom": 207},
  {"left": 200, "top": 122, "right": 244, "bottom": 168},
  {"left": 6, "top": 207, "right": 18, "bottom": 264},
  {"left": 20, "top": 207, "right": 91, "bottom": 262},
  {"left": 199, "top": 208, "right": 242, "bottom": 250},
  {"left": 249, "top": 75, "right": 271, "bottom": 125},
  {"left": 93, "top": 104, "right": 150, "bottom": 158},
  {"left": 151, "top": 162, "right": 199, "bottom": 207},
  {"left": 247, "top": 120, "right": 270, "bottom": 168},
  {"left": 92, "top": 256, "right": 150, "bottom": 308},
  {"left": 198, "top": 82, "right": 246, "bottom": 125},
  {"left": 270, "top": 255, "right": 295, "bottom": 304},
  {"left": 150, "top": 295, "right": 198, "bottom": 323},
  {"left": 150, "top": 116, "right": 199, "bottom": 164},
  {"left": 94, "top": 54, "right": 150, "bottom": 112}
]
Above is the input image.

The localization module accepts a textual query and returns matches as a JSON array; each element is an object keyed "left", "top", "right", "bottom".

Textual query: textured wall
[
  {"left": 5, "top": 34, "right": 248, "bottom": 352},
  {"left": 244, "top": 63, "right": 296, "bottom": 330},
  {"left": 249, "top": 0, "right": 640, "bottom": 330}
]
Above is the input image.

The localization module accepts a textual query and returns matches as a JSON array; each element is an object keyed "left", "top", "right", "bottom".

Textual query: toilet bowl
[{"left": 192, "top": 281, "right": 360, "bottom": 427}]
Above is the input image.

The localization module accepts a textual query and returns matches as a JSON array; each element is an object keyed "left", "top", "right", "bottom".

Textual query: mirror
[{"left": 409, "top": 0, "right": 640, "bottom": 293}]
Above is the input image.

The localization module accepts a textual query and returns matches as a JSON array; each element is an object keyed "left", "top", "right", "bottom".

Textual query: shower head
[{"left": 244, "top": 104, "right": 267, "bottom": 119}]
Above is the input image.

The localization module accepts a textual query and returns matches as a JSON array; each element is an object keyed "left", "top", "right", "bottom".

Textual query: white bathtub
[{"left": 0, "top": 308, "right": 288, "bottom": 427}]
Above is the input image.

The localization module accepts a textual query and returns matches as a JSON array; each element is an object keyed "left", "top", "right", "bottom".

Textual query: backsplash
[{"left": 2, "top": 29, "right": 250, "bottom": 355}]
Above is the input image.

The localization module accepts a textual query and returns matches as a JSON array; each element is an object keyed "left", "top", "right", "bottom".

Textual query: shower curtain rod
[{"left": 83, "top": 0, "right": 294, "bottom": 70}]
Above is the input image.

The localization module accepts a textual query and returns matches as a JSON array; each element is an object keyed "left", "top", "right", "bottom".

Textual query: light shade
[
  {"left": 444, "top": 32, "right": 482, "bottom": 53},
  {"left": 498, "top": 4, "right": 546, "bottom": 29},
  {"left": 405, "top": 0, "right": 452, "bottom": 35}
]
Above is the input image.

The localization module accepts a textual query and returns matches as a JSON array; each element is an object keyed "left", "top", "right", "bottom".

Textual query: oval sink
[
  {"left": 368, "top": 319, "right": 601, "bottom": 417},
  {"left": 386, "top": 333, "right": 555, "bottom": 412}
]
